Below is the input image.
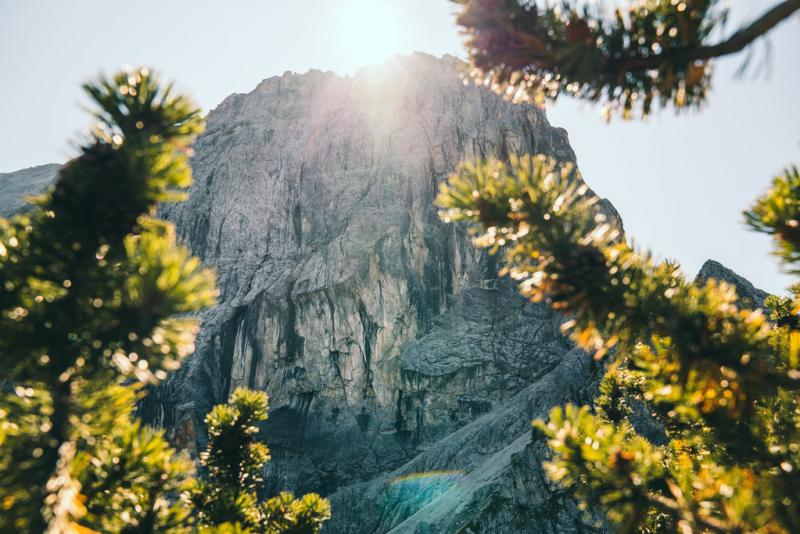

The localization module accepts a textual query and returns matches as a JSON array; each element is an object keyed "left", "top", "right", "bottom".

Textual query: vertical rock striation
[
  {"left": 146, "top": 53, "right": 603, "bottom": 531},
  {"left": 0, "top": 54, "right": 622, "bottom": 531}
]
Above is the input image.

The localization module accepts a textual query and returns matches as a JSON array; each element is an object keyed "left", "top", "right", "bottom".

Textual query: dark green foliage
[
  {"left": 0, "top": 68, "right": 330, "bottom": 533},
  {"left": 438, "top": 154, "right": 800, "bottom": 532},
  {"left": 0, "top": 69, "right": 329, "bottom": 534},
  {"left": 746, "top": 166, "right": 800, "bottom": 271},
  {"left": 192, "top": 388, "right": 270, "bottom": 529},
  {"left": 259, "top": 492, "right": 333, "bottom": 534},
  {"left": 445, "top": 2, "right": 800, "bottom": 530},
  {"left": 595, "top": 367, "right": 641, "bottom": 426},
  {"left": 192, "top": 387, "right": 330, "bottom": 533},
  {"left": 72, "top": 385, "right": 195, "bottom": 533},
  {"left": 0, "top": 68, "right": 211, "bottom": 388},
  {"left": 0, "top": 67, "right": 215, "bottom": 532},
  {"left": 453, "top": 0, "right": 800, "bottom": 118}
]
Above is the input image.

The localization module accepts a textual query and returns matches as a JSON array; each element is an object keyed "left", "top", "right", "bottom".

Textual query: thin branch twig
[{"left": 616, "top": 0, "right": 800, "bottom": 71}]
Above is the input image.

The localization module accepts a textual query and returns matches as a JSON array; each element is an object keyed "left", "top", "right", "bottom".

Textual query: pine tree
[
  {"left": 439, "top": 3, "right": 800, "bottom": 531},
  {"left": 0, "top": 66, "right": 215, "bottom": 532},
  {"left": 437, "top": 154, "right": 800, "bottom": 532},
  {"left": 191, "top": 387, "right": 330, "bottom": 533},
  {"left": 453, "top": 0, "right": 800, "bottom": 118},
  {"left": 0, "top": 69, "right": 330, "bottom": 533}
]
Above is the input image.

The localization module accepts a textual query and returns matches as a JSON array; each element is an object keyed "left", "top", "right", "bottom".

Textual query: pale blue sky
[{"left": 1, "top": 1, "right": 798, "bottom": 294}]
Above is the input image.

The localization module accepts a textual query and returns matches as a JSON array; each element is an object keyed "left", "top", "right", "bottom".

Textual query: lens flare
[{"left": 382, "top": 470, "right": 464, "bottom": 517}]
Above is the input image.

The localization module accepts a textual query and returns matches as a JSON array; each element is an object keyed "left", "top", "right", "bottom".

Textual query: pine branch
[
  {"left": 646, "top": 492, "right": 734, "bottom": 534},
  {"left": 765, "top": 369, "right": 800, "bottom": 390},
  {"left": 616, "top": 0, "right": 800, "bottom": 71},
  {"left": 455, "top": 0, "right": 800, "bottom": 116}
]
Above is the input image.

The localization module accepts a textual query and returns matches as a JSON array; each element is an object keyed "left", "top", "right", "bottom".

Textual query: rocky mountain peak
[
  {"left": 0, "top": 54, "right": 768, "bottom": 533},
  {"left": 149, "top": 53, "right": 595, "bottom": 532},
  {"left": 697, "top": 259, "right": 769, "bottom": 308},
  {"left": 0, "top": 163, "right": 60, "bottom": 217}
]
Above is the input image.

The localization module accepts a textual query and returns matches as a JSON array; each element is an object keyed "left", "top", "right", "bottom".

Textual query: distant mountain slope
[
  {"left": 697, "top": 259, "right": 769, "bottom": 308},
  {"left": 0, "top": 163, "right": 59, "bottom": 217}
]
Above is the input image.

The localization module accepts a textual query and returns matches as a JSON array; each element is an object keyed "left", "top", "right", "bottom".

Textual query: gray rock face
[
  {"left": 145, "top": 53, "right": 604, "bottom": 532},
  {"left": 0, "top": 163, "right": 59, "bottom": 217},
  {"left": 0, "top": 56, "right": 775, "bottom": 532},
  {"left": 0, "top": 54, "right": 616, "bottom": 532}
]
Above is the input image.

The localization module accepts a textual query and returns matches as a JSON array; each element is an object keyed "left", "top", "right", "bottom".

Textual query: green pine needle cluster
[
  {"left": 72, "top": 385, "right": 196, "bottom": 533},
  {"left": 191, "top": 388, "right": 330, "bottom": 533},
  {"left": 454, "top": 0, "right": 800, "bottom": 119},
  {"left": 746, "top": 166, "right": 800, "bottom": 271},
  {"left": 438, "top": 154, "right": 800, "bottom": 532},
  {"left": 0, "top": 66, "right": 215, "bottom": 532}
]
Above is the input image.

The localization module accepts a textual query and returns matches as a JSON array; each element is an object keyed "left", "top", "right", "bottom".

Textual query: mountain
[
  {"left": 0, "top": 53, "right": 764, "bottom": 533},
  {"left": 696, "top": 259, "right": 769, "bottom": 309},
  {"left": 145, "top": 53, "right": 607, "bottom": 532},
  {"left": 0, "top": 163, "right": 60, "bottom": 217}
]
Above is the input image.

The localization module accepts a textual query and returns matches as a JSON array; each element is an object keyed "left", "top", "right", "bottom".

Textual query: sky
[{"left": 1, "top": 0, "right": 798, "bottom": 294}]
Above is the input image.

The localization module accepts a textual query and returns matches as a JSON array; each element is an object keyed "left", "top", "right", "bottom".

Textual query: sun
[{"left": 339, "top": 0, "right": 403, "bottom": 71}]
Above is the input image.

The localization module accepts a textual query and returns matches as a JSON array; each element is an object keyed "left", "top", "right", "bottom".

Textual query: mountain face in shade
[
  {"left": 0, "top": 54, "right": 764, "bottom": 532},
  {"left": 149, "top": 53, "right": 605, "bottom": 532},
  {"left": 0, "top": 163, "right": 61, "bottom": 217}
]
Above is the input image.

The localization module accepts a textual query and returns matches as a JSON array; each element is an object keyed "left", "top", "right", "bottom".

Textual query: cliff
[
  {"left": 4, "top": 54, "right": 767, "bottom": 532},
  {"left": 149, "top": 53, "right": 603, "bottom": 532}
]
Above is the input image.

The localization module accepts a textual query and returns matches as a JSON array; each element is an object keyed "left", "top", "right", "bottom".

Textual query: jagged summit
[
  {"left": 349, "top": 51, "right": 465, "bottom": 76},
  {"left": 697, "top": 259, "right": 770, "bottom": 308},
  {"left": 265, "top": 52, "right": 465, "bottom": 84},
  {"left": 212, "top": 53, "right": 468, "bottom": 121}
]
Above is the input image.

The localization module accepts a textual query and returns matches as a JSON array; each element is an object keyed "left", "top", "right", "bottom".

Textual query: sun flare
[{"left": 339, "top": 0, "right": 403, "bottom": 71}]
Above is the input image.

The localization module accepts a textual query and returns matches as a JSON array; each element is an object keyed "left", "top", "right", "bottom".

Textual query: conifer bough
[
  {"left": 445, "top": 2, "right": 800, "bottom": 530},
  {"left": 191, "top": 387, "right": 330, "bottom": 533},
  {"left": 0, "top": 69, "right": 329, "bottom": 533},
  {"left": 453, "top": 0, "right": 800, "bottom": 118},
  {"left": 437, "top": 155, "right": 800, "bottom": 532}
]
